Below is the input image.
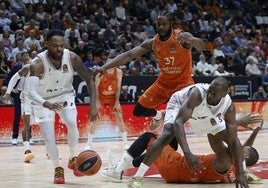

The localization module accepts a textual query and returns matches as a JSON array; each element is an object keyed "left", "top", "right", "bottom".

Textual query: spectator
[
  {"left": 94, "top": 31, "right": 109, "bottom": 56},
  {"left": 252, "top": 86, "right": 267, "bottom": 100},
  {"left": 11, "top": 38, "right": 28, "bottom": 61},
  {"left": 65, "top": 30, "right": 79, "bottom": 51},
  {"left": 195, "top": 53, "right": 211, "bottom": 76},
  {"left": 39, "top": 13, "right": 51, "bottom": 33},
  {"left": 73, "top": 41, "right": 87, "bottom": 62},
  {"left": 0, "top": 50, "right": 10, "bottom": 74},
  {"left": 208, "top": 56, "right": 218, "bottom": 74},
  {"left": 0, "top": 10, "right": 11, "bottom": 33},
  {"left": 144, "top": 65, "right": 157, "bottom": 76},
  {"left": 213, "top": 63, "right": 235, "bottom": 77},
  {"left": 119, "top": 85, "right": 134, "bottom": 103},
  {"left": 115, "top": 2, "right": 126, "bottom": 21},
  {"left": 23, "top": 29, "right": 42, "bottom": 51},
  {"left": 108, "top": 10, "right": 121, "bottom": 27},
  {"left": 0, "top": 39, "right": 11, "bottom": 62},
  {"left": 35, "top": 4, "right": 46, "bottom": 22},
  {"left": 50, "top": 13, "right": 64, "bottom": 31},
  {"left": 0, "top": 2, "right": 10, "bottom": 19},
  {"left": 9, "top": 13, "right": 24, "bottom": 34},
  {"left": 84, "top": 51, "right": 99, "bottom": 69},
  {"left": 2, "top": 29, "right": 12, "bottom": 48},
  {"left": 24, "top": 19, "right": 41, "bottom": 40},
  {"left": 95, "top": 7, "right": 108, "bottom": 29},
  {"left": 150, "top": 5, "right": 162, "bottom": 21},
  {"left": 142, "top": 19, "right": 155, "bottom": 39},
  {"left": 24, "top": 4, "right": 36, "bottom": 24},
  {"left": 64, "top": 21, "right": 81, "bottom": 41},
  {"left": 9, "top": 0, "right": 26, "bottom": 17},
  {"left": 220, "top": 37, "right": 235, "bottom": 60},
  {"left": 103, "top": 23, "right": 117, "bottom": 42},
  {"left": 229, "top": 46, "right": 247, "bottom": 75},
  {"left": 245, "top": 55, "right": 261, "bottom": 76},
  {"left": 128, "top": 57, "right": 144, "bottom": 75}
]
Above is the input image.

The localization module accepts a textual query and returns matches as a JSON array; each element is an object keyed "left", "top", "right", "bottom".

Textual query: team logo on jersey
[
  {"left": 170, "top": 44, "right": 176, "bottom": 53},
  {"left": 210, "top": 118, "right": 216, "bottom": 126},
  {"left": 63, "top": 64, "right": 68, "bottom": 73}
]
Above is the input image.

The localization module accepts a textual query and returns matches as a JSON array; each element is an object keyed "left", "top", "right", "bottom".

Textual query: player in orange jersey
[
  {"left": 94, "top": 12, "right": 206, "bottom": 130},
  {"left": 102, "top": 113, "right": 263, "bottom": 185},
  {"left": 85, "top": 63, "right": 129, "bottom": 150}
]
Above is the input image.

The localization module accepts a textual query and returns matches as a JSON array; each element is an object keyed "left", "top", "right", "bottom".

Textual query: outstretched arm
[
  {"left": 225, "top": 104, "right": 248, "bottom": 187},
  {"left": 177, "top": 32, "right": 206, "bottom": 51},
  {"left": 173, "top": 87, "right": 205, "bottom": 172}
]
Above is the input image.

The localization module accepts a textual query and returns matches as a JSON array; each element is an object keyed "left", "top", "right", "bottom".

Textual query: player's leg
[
  {"left": 22, "top": 114, "right": 34, "bottom": 162},
  {"left": 113, "top": 105, "right": 129, "bottom": 150},
  {"left": 58, "top": 104, "right": 84, "bottom": 177}
]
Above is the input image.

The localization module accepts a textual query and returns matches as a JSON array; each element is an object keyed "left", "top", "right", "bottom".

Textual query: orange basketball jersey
[
  {"left": 152, "top": 29, "right": 193, "bottom": 89},
  {"left": 148, "top": 139, "right": 237, "bottom": 183},
  {"left": 98, "top": 68, "right": 118, "bottom": 106}
]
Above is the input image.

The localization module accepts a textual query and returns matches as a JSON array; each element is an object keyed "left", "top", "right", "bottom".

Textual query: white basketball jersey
[
  {"left": 167, "top": 83, "right": 232, "bottom": 135},
  {"left": 37, "top": 49, "right": 75, "bottom": 99}
]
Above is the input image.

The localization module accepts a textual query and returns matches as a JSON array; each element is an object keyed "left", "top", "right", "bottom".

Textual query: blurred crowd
[{"left": 0, "top": 0, "right": 268, "bottom": 92}]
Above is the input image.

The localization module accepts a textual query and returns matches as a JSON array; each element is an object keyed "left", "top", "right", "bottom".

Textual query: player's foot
[
  {"left": 54, "top": 166, "right": 65, "bottom": 184},
  {"left": 12, "top": 138, "right": 18, "bottom": 146},
  {"left": 101, "top": 168, "right": 123, "bottom": 183},
  {"left": 244, "top": 171, "right": 263, "bottom": 184},
  {"left": 149, "top": 110, "right": 165, "bottom": 130},
  {"left": 29, "top": 139, "right": 34, "bottom": 145},
  {"left": 68, "top": 156, "right": 85, "bottom": 177},
  {"left": 128, "top": 177, "right": 143, "bottom": 188},
  {"left": 24, "top": 150, "right": 35, "bottom": 163}
]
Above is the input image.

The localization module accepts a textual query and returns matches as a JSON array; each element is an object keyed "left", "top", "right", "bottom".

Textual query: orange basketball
[{"left": 77, "top": 150, "right": 102, "bottom": 176}]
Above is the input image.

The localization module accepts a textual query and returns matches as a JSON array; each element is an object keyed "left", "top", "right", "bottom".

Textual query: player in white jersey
[
  {"left": 28, "top": 30, "right": 98, "bottom": 184},
  {"left": 128, "top": 77, "right": 249, "bottom": 188},
  {"left": 2, "top": 52, "right": 35, "bottom": 163}
]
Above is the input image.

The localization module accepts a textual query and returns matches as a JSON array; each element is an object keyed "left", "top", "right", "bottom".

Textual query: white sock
[
  {"left": 116, "top": 152, "right": 133, "bottom": 172},
  {"left": 52, "top": 158, "right": 60, "bottom": 168},
  {"left": 153, "top": 110, "right": 162, "bottom": 120},
  {"left": 134, "top": 162, "right": 149, "bottom": 177},
  {"left": 87, "top": 134, "right": 94, "bottom": 145},
  {"left": 120, "top": 131, "right": 128, "bottom": 144},
  {"left": 23, "top": 141, "right": 30, "bottom": 151}
]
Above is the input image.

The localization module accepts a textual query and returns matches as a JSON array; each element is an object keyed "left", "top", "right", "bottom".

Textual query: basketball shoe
[
  {"left": 68, "top": 156, "right": 85, "bottom": 177},
  {"left": 54, "top": 167, "right": 65, "bottom": 184},
  {"left": 101, "top": 169, "right": 123, "bottom": 183},
  {"left": 149, "top": 110, "right": 165, "bottom": 130},
  {"left": 12, "top": 138, "right": 18, "bottom": 145},
  {"left": 24, "top": 150, "right": 35, "bottom": 163},
  {"left": 128, "top": 177, "right": 143, "bottom": 188},
  {"left": 244, "top": 171, "right": 263, "bottom": 184}
]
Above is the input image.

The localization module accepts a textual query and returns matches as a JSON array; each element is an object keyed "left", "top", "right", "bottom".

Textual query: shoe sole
[
  {"left": 24, "top": 153, "right": 35, "bottom": 163},
  {"left": 101, "top": 172, "right": 122, "bottom": 183}
]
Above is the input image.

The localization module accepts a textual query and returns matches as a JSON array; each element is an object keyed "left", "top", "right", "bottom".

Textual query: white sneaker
[
  {"left": 107, "top": 150, "right": 119, "bottom": 169},
  {"left": 101, "top": 169, "right": 123, "bottom": 183},
  {"left": 128, "top": 177, "right": 143, "bottom": 188},
  {"left": 12, "top": 138, "right": 18, "bottom": 145},
  {"left": 149, "top": 110, "right": 165, "bottom": 130}
]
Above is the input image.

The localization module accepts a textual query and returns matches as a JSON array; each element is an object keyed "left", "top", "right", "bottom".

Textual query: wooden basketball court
[{"left": 1, "top": 130, "right": 268, "bottom": 188}]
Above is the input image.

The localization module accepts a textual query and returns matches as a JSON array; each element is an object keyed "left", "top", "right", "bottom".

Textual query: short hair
[
  {"left": 244, "top": 146, "right": 259, "bottom": 166},
  {"left": 45, "top": 29, "right": 64, "bottom": 41}
]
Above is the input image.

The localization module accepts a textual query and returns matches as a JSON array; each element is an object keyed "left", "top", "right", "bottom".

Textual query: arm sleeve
[
  {"left": 28, "top": 76, "right": 46, "bottom": 105},
  {"left": 6, "top": 72, "right": 21, "bottom": 94}
]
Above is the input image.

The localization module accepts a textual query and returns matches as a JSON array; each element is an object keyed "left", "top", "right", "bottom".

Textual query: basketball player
[
  {"left": 28, "top": 29, "right": 98, "bottom": 184},
  {"left": 85, "top": 63, "right": 129, "bottom": 150},
  {"left": 94, "top": 12, "right": 205, "bottom": 130},
  {"left": 128, "top": 77, "right": 250, "bottom": 187},
  {"left": 103, "top": 77, "right": 262, "bottom": 187},
  {"left": 2, "top": 52, "right": 35, "bottom": 163},
  {"left": 102, "top": 120, "right": 262, "bottom": 184}
]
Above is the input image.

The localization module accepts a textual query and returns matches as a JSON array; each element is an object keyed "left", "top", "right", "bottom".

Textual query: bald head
[{"left": 211, "top": 77, "right": 229, "bottom": 92}]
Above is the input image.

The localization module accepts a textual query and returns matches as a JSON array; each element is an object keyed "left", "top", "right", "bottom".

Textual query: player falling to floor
[
  {"left": 86, "top": 62, "right": 129, "bottom": 150},
  {"left": 28, "top": 29, "right": 98, "bottom": 184},
  {"left": 94, "top": 12, "right": 205, "bottom": 130},
  {"left": 102, "top": 113, "right": 263, "bottom": 186}
]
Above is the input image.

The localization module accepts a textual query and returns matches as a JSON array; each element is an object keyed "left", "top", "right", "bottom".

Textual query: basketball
[{"left": 77, "top": 150, "right": 102, "bottom": 176}]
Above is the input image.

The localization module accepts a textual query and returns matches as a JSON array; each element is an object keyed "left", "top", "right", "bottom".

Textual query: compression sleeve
[
  {"left": 6, "top": 72, "right": 21, "bottom": 94},
  {"left": 28, "top": 76, "right": 46, "bottom": 105}
]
